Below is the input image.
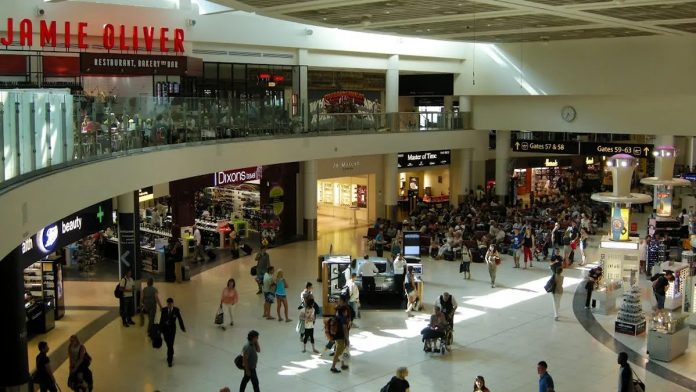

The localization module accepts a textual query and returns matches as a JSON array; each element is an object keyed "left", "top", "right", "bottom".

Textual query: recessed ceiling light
[
  {"left": 443, "top": 10, "right": 457, "bottom": 14},
  {"left": 322, "top": 17, "right": 327, "bottom": 21},
  {"left": 384, "top": 10, "right": 390, "bottom": 14},
  {"left": 426, "top": 28, "right": 431, "bottom": 31},
  {"left": 416, "top": 29, "right": 424, "bottom": 32},
  {"left": 537, "top": 24, "right": 547, "bottom": 28}
]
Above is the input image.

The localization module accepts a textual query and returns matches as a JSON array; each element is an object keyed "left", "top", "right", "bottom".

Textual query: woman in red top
[
  {"left": 219, "top": 278, "right": 238, "bottom": 330},
  {"left": 473, "top": 375, "right": 490, "bottom": 392}
]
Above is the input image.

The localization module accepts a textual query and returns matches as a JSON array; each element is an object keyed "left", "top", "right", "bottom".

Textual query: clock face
[{"left": 561, "top": 106, "right": 576, "bottom": 122}]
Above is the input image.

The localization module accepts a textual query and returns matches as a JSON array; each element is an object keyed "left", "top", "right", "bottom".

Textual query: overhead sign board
[
  {"left": 16, "top": 200, "right": 113, "bottom": 267},
  {"left": 512, "top": 139, "right": 579, "bottom": 155},
  {"left": 398, "top": 150, "right": 451, "bottom": 168},
  {"left": 212, "top": 166, "right": 263, "bottom": 187},
  {"left": 579, "top": 142, "right": 652, "bottom": 158},
  {"left": 81, "top": 53, "right": 187, "bottom": 75}
]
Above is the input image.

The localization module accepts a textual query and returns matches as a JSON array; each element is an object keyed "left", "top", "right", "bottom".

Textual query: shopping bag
[{"left": 214, "top": 305, "right": 224, "bottom": 325}]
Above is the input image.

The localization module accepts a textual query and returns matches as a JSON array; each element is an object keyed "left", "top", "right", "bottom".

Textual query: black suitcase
[
  {"left": 231, "top": 248, "right": 240, "bottom": 259},
  {"left": 182, "top": 265, "right": 191, "bottom": 281},
  {"left": 242, "top": 243, "right": 253, "bottom": 255},
  {"left": 206, "top": 249, "right": 217, "bottom": 260}
]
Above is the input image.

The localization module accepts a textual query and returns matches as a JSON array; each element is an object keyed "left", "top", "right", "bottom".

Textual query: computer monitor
[{"left": 403, "top": 231, "right": 420, "bottom": 256}]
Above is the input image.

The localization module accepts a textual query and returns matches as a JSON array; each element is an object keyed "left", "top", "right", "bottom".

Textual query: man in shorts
[
  {"left": 511, "top": 226, "right": 523, "bottom": 268},
  {"left": 330, "top": 297, "right": 352, "bottom": 373},
  {"left": 262, "top": 266, "right": 275, "bottom": 319}
]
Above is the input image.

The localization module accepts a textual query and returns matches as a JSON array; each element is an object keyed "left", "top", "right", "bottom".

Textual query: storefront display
[
  {"left": 647, "top": 312, "right": 689, "bottom": 361},
  {"left": 656, "top": 262, "right": 689, "bottom": 311},
  {"left": 398, "top": 150, "right": 451, "bottom": 209},
  {"left": 317, "top": 177, "right": 369, "bottom": 222}
]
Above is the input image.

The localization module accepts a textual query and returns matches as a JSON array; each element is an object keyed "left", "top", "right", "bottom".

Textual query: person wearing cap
[
  {"left": 159, "top": 297, "right": 186, "bottom": 367},
  {"left": 240, "top": 330, "right": 261, "bottom": 392}
]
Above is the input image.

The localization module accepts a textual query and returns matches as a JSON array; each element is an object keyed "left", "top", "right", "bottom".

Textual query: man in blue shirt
[
  {"left": 511, "top": 226, "right": 524, "bottom": 268},
  {"left": 537, "top": 360, "right": 555, "bottom": 392}
]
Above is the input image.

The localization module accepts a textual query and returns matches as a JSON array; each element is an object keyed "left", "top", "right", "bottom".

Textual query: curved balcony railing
[{"left": 0, "top": 91, "right": 471, "bottom": 193}]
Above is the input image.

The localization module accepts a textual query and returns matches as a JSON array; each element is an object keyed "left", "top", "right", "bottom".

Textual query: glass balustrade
[{"left": 0, "top": 90, "right": 470, "bottom": 191}]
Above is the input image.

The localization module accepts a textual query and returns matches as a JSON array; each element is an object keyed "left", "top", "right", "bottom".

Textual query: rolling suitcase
[
  {"left": 241, "top": 243, "right": 253, "bottom": 255},
  {"left": 206, "top": 249, "right": 217, "bottom": 261},
  {"left": 182, "top": 265, "right": 191, "bottom": 281}
]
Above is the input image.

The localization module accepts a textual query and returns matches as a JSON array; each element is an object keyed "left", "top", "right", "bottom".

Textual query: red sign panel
[
  {"left": 80, "top": 53, "right": 187, "bottom": 75},
  {"left": 43, "top": 56, "right": 80, "bottom": 77},
  {"left": 0, "top": 54, "right": 26, "bottom": 75}
]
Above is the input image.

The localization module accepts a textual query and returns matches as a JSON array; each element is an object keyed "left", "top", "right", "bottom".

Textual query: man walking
[
  {"left": 330, "top": 297, "right": 352, "bottom": 373},
  {"left": 118, "top": 269, "right": 136, "bottom": 327},
  {"left": 193, "top": 224, "right": 206, "bottom": 263},
  {"left": 159, "top": 297, "right": 186, "bottom": 367},
  {"left": 141, "top": 277, "right": 162, "bottom": 332},
  {"left": 255, "top": 247, "right": 271, "bottom": 295},
  {"left": 240, "top": 330, "right": 261, "bottom": 392},
  {"left": 537, "top": 360, "right": 555, "bottom": 392},
  {"left": 510, "top": 226, "right": 523, "bottom": 268},
  {"left": 262, "top": 266, "right": 275, "bottom": 319}
]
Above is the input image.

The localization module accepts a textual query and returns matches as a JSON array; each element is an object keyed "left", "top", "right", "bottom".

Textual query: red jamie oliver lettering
[{"left": 0, "top": 18, "right": 184, "bottom": 52}]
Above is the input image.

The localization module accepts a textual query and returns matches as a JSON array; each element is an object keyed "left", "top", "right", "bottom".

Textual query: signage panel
[
  {"left": 213, "top": 166, "right": 263, "bottom": 187},
  {"left": 16, "top": 200, "right": 113, "bottom": 267},
  {"left": 580, "top": 142, "right": 652, "bottom": 158},
  {"left": 398, "top": 150, "right": 450, "bottom": 168},
  {"left": 512, "top": 139, "right": 579, "bottom": 155},
  {"left": 80, "top": 53, "right": 187, "bottom": 75}
]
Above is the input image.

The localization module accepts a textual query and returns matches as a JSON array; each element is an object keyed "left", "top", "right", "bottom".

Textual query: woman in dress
[
  {"left": 68, "top": 335, "right": 93, "bottom": 392},
  {"left": 219, "top": 278, "right": 238, "bottom": 330},
  {"left": 485, "top": 244, "right": 500, "bottom": 288},
  {"left": 275, "top": 269, "right": 291, "bottom": 322},
  {"left": 299, "top": 296, "right": 319, "bottom": 353}
]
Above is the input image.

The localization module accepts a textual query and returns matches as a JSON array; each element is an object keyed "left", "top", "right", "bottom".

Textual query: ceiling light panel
[{"left": 587, "top": 1, "right": 696, "bottom": 21}]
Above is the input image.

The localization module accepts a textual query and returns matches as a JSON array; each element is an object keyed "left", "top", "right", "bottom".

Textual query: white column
[
  {"left": 385, "top": 54, "right": 399, "bottom": 131},
  {"left": 495, "top": 130, "right": 511, "bottom": 200},
  {"left": 461, "top": 148, "right": 473, "bottom": 198},
  {"left": 383, "top": 153, "right": 398, "bottom": 220},
  {"left": 688, "top": 137, "right": 695, "bottom": 170},
  {"left": 298, "top": 49, "right": 309, "bottom": 132},
  {"left": 302, "top": 160, "right": 318, "bottom": 240}
]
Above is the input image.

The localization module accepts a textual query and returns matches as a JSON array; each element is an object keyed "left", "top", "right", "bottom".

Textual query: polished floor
[{"left": 29, "top": 215, "right": 695, "bottom": 391}]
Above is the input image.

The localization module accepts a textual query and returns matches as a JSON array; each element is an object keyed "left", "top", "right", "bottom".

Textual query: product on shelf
[
  {"left": 615, "top": 285, "right": 646, "bottom": 335},
  {"left": 650, "top": 311, "right": 686, "bottom": 334}
]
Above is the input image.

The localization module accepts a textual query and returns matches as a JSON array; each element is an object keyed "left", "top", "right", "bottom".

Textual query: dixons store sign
[
  {"left": 0, "top": 18, "right": 185, "bottom": 52},
  {"left": 213, "top": 167, "right": 263, "bottom": 187}
]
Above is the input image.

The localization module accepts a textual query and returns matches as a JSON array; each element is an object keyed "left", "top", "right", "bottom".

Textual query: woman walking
[
  {"left": 460, "top": 245, "right": 472, "bottom": 280},
  {"left": 67, "top": 335, "right": 93, "bottom": 392},
  {"left": 404, "top": 266, "right": 419, "bottom": 317},
  {"left": 299, "top": 296, "right": 319, "bottom": 353},
  {"left": 522, "top": 227, "right": 535, "bottom": 269},
  {"left": 275, "top": 269, "right": 291, "bottom": 322},
  {"left": 219, "top": 278, "right": 238, "bottom": 330},
  {"left": 578, "top": 228, "right": 589, "bottom": 266},
  {"left": 550, "top": 259, "right": 564, "bottom": 321},
  {"left": 485, "top": 244, "right": 500, "bottom": 288}
]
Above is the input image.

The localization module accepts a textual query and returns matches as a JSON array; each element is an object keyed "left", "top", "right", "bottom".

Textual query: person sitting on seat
[
  {"left": 434, "top": 292, "right": 458, "bottom": 329},
  {"left": 420, "top": 305, "right": 449, "bottom": 352}
]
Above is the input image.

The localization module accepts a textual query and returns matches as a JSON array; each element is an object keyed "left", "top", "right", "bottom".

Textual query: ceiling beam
[
  {"left": 430, "top": 23, "right": 608, "bottom": 39},
  {"left": 263, "top": 0, "right": 386, "bottom": 13},
  {"left": 346, "top": 10, "right": 531, "bottom": 29}
]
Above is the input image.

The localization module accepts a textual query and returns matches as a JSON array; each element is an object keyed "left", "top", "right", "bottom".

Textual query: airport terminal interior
[{"left": 4, "top": 0, "right": 696, "bottom": 391}]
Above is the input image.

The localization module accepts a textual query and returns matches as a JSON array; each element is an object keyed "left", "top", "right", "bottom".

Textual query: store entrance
[{"left": 317, "top": 175, "right": 372, "bottom": 228}]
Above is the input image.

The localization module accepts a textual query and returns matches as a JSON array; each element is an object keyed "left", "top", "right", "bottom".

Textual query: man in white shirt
[
  {"left": 118, "top": 269, "right": 136, "bottom": 327},
  {"left": 193, "top": 225, "right": 206, "bottom": 263},
  {"left": 359, "top": 255, "right": 378, "bottom": 293},
  {"left": 392, "top": 254, "right": 407, "bottom": 299},
  {"left": 345, "top": 273, "right": 360, "bottom": 327}
]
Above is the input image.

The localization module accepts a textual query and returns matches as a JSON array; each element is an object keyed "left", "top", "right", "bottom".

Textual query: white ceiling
[{"left": 210, "top": 0, "right": 696, "bottom": 42}]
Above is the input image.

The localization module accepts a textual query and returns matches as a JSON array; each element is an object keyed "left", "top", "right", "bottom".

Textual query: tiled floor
[{"left": 37, "top": 215, "right": 694, "bottom": 391}]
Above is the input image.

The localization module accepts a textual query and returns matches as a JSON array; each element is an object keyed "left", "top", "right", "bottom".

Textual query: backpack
[
  {"left": 380, "top": 381, "right": 392, "bottom": 392},
  {"left": 114, "top": 282, "right": 123, "bottom": 299},
  {"left": 324, "top": 316, "right": 338, "bottom": 340},
  {"left": 650, "top": 273, "right": 663, "bottom": 282}
]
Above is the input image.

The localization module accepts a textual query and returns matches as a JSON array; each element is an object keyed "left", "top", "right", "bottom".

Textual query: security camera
[
  {"left": 35, "top": 7, "right": 45, "bottom": 17},
  {"left": 186, "top": 18, "right": 196, "bottom": 26}
]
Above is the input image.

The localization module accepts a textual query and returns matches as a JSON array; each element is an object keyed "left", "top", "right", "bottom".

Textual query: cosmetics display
[
  {"left": 615, "top": 285, "right": 646, "bottom": 335},
  {"left": 647, "top": 312, "right": 689, "bottom": 362}
]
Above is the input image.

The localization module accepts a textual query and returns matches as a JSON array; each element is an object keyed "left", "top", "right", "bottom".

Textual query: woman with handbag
[
  {"left": 68, "top": 335, "right": 93, "bottom": 392},
  {"left": 549, "top": 260, "right": 564, "bottom": 321},
  {"left": 219, "top": 278, "right": 239, "bottom": 330}
]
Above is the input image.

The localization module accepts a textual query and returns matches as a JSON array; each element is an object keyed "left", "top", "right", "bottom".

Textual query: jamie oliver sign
[
  {"left": 213, "top": 167, "right": 263, "bottom": 187},
  {"left": 81, "top": 53, "right": 187, "bottom": 75},
  {"left": 579, "top": 142, "right": 652, "bottom": 158},
  {"left": 1, "top": 18, "right": 184, "bottom": 52},
  {"left": 16, "top": 200, "right": 113, "bottom": 267},
  {"left": 398, "top": 150, "right": 450, "bottom": 168}
]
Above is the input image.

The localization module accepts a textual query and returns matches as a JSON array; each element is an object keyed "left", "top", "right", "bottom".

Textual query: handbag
[
  {"left": 214, "top": 305, "right": 224, "bottom": 325},
  {"left": 544, "top": 275, "right": 556, "bottom": 293},
  {"left": 632, "top": 368, "right": 645, "bottom": 392},
  {"left": 250, "top": 266, "right": 257, "bottom": 276},
  {"left": 234, "top": 354, "right": 244, "bottom": 370}
]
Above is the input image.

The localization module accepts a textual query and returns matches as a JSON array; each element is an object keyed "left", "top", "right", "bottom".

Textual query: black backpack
[
  {"left": 114, "top": 282, "right": 123, "bottom": 299},
  {"left": 340, "top": 285, "right": 351, "bottom": 301},
  {"left": 650, "top": 273, "right": 664, "bottom": 282}
]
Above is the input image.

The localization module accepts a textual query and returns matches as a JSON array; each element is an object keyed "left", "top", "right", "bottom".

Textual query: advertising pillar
[
  {"left": 0, "top": 253, "right": 29, "bottom": 390},
  {"left": 117, "top": 191, "right": 140, "bottom": 321},
  {"left": 495, "top": 130, "right": 511, "bottom": 200},
  {"left": 303, "top": 160, "right": 318, "bottom": 241},
  {"left": 383, "top": 153, "right": 398, "bottom": 220}
]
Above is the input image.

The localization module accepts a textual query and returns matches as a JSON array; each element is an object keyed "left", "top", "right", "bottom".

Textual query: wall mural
[{"left": 309, "top": 90, "right": 382, "bottom": 131}]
